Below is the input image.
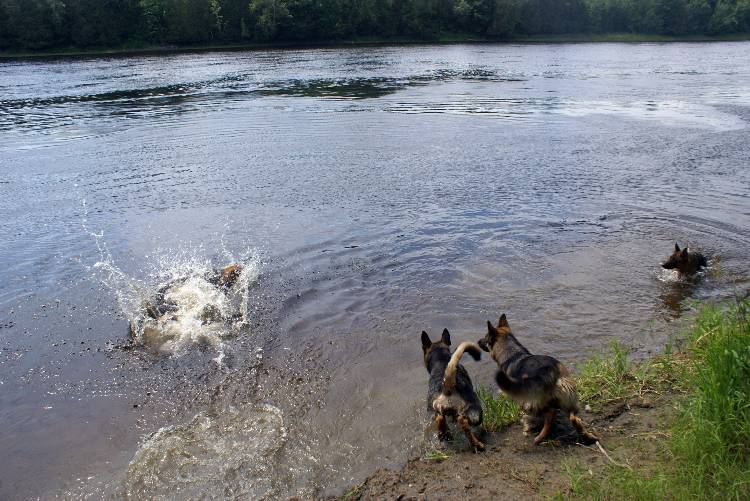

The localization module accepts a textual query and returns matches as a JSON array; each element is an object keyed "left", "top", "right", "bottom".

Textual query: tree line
[{"left": 1, "top": 0, "right": 749, "bottom": 51}]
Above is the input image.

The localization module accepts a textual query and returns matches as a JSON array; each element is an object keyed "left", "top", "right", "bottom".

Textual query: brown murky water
[{"left": 1, "top": 42, "right": 749, "bottom": 499}]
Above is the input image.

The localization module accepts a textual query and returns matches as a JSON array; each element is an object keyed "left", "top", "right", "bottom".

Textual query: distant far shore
[{"left": 2, "top": 32, "right": 750, "bottom": 60}]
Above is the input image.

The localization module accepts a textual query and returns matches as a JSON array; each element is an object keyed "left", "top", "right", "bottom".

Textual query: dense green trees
[{"left": 0, "top": 0, "right": 748, "bottom": 51}]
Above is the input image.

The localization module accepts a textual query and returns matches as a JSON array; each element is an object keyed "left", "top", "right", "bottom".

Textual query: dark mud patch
[{"left": 328, "top": 394, "right": 676, "bottom": 500}]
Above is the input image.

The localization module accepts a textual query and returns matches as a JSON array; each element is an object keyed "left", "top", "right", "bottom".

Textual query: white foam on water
[
  {"left": 656, "top": 265, "right": 710, "bottom": 284},
  {"left": 137, "top": 276, "right": 228, "bottom": 355},
  {"left": 657, "top": 267, "right": 682, "bottom": 283},
  {"left": 83, "top": 199, "right": 261, "bottom": 358},
  {"left": 124, "top": 404, "right": 286, "bottom": 500}
]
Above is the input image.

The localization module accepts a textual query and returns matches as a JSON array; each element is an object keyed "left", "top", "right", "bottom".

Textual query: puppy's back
[{"left": 510, "top": 354, "right": 561, "bottom": 388}]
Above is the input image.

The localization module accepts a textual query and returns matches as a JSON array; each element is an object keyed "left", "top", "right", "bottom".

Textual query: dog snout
[{"left": 478, "top": 339, "right": 489, "bottom": 352}]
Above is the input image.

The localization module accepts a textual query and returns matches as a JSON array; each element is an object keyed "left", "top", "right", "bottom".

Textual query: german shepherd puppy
[
  {"left": 421, "top": 329, "right": 485, "bottom": 451},
  {"left": 144, "top": 264, "right": 244, "bottom": 321},
  {"left": 478, "top": 315, "right": 597, "bottom": 445},
  {"left": 662, "top": 243, "right": 707, "bottom": 275}
]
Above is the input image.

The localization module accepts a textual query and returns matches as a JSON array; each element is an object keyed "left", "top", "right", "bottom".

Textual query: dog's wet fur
[
  {"left": 478, "top": 314, "right": 597, "bottom": 445},
  {"left": 143, "top": 263, "right": 244, "bottom": 323},
  {"left": 421, "top": 329, "right": 485, "bottom": 452},
  {"left": 662, "top": 243, "right": 707, "bottom": 275}
]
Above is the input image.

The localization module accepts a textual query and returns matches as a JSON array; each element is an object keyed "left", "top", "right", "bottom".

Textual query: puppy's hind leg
[
  {"left": 569, "top": 412, "right": 598, "bottom": 443},
  {"left": 522, "top": 412, "right": 542, "bottom": 436},
  {"left": 534, "top": 409, "right": 556, "bottom": 445},
  {"left": 458, "top": 416, "right": 485, "bottom": 452},
  {"left": 435, "top": 413, "right": 451, "bottom": 441}
]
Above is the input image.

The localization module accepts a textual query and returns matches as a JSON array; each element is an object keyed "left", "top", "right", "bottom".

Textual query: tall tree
[{"left": 708, "top": 0, "right": 739, "bottom": 33}]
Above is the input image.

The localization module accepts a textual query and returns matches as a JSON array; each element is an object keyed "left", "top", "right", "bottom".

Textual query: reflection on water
[
  {"left": 1, "top": 42, "right": 749, "bottom": 500},
  {"left": 2, "top": 43, "right": 750, "bottom": 149},
  {"left": 259, "top": 76, "right": 414, "bottom": 99},
  {"left": 656, "top": 268, "right": 705, "bottom": 319}
]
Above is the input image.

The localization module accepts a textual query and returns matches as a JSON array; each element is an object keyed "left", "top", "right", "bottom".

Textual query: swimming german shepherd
[
  {"left": 421, "top": 329, "right": 485, "bottom": 452},
  {"left": 478, "top": 315, "right": 597, "bottom": 445},
  {"left": 662, "top": 243, "right": 707, "bottom": 276}
]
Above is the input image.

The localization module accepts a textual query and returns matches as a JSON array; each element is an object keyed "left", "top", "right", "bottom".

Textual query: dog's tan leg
[
  {"left": 435, "top": 414, "right": 450, "bottom": 440},
  {"left": 458, "top": 416, "right": 485, "bottom": 452},
  {"left": 534, "top": 409, "right": 556, "bottom": 445},
  {"left": 569, "top": 412, "right": 598, "bottom": 442}
]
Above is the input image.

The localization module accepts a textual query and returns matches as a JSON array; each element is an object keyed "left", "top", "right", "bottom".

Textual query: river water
[{"left": 1, "top": 42, "right": 749, "bottom": 499}]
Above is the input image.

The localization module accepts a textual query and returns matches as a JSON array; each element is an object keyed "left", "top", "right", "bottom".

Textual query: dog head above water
[
  {"left": 478, "top": 314, "right": 511, "bottom": 352},
  {"left": 218, "top": 264, "right": 243, "bottom": 289},
  {"left": 662, "top": 243, "right": 689, "bottom": 270},
  {"left": 662, "top": 243, "right": 706, "bottom": 275},
  {"left": 421, "top": 328, "right": 451, "bottom": 367}
]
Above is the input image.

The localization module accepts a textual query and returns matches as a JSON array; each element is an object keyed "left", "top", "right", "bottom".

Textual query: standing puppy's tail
[{"left": 443, "top": 342, "right": 482, "bottom": 395}]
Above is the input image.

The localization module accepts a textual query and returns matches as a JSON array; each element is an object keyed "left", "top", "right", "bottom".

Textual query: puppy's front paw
[{"left": 473, "top": 441, "right": 486, "bottom": 452}]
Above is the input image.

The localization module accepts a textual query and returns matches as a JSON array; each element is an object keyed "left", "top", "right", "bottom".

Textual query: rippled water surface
[{"left": 1, "top": 42, "right": 749, "bottom": 499}]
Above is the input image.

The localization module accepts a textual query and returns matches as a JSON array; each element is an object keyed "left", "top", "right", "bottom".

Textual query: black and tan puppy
[
  {"left": 421, "top": 329, "right": 485, "bottom": 451},
  {"left": 478, "top": 315, "right": 597, "bottom": 445},
  {"left": 662, "top": 243, "right": 707, "bottom": 276}
]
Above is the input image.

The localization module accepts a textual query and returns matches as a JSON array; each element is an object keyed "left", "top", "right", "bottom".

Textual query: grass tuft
[
  {"left": 423, "top": 450, "right": 451, "bottom": 462},
  {"left": 566, "top": 299, "right": 750, "bottom": 500},
  {"left": 575, "top": 339, "right": 691, "bottom": 413},
  {"left": 340, "top": 484, "right": 363, "bottom": 501},
  {"left": 576, "top": 341, "right": 633, "bottom": 412},
  {"left": 477, "top": 384, "right": 522, "bottom": 431},
  {"left": 668, "top": 300, "right": 750, "bottom": 499}
]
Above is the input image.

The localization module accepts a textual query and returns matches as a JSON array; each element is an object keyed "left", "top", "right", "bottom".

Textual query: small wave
[{"left": 125, "top": 404, "right": 285, "bottom": 500}]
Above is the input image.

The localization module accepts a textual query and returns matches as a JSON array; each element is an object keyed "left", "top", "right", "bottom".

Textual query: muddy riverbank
[{"left": 333, "top": 396, "right": 671, "bottom": 500}]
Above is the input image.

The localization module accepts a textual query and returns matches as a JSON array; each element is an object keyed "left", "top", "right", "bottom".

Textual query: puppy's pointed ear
[
  {"left": 421, "top": 331, "right": 432, "bottom": 351},
  {"left": 441, "top": 328, "right": 451, "bottom": 346},
  {"left": 675, "top": 243, "right": 681, "bottom": 252},
  {"left": 487, "top": 320, "right": 499, "bottom": 343},
  {"left": 498, "top": 313, "right": 509, "bottom": 328},
  {"left": 681, "top": 247, "right": 689, "bottom": 258}
]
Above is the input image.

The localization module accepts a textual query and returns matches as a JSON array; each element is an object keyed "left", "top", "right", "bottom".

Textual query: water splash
[
  {"left": 124, "top": 404, "right": 286, "bottom": 500},
  {"left": 657, "top": 267, "right": 683, "bottom": 283},
  {"left": 656, "top": 263, "right": 710, "bottom": 284},
  {"left": 83, "top": 199, "right": 260, "bottom": 358}
]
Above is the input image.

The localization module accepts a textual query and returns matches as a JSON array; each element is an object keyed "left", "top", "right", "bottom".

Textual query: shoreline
[
  {"left": 2, "top": 32, "right": 750, "bottom": 61},
  {"left": 333, "top": 299, "right": 750, "bottom": 500}
]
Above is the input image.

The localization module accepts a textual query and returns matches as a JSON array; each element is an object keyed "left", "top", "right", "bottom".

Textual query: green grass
[
  {"left": 566, "top": 299, "right": 750, "bottom": 500},
  {"left": 477, "top": 384, "right": 522, "bottom": 431},
  {"left": 340, "top": 484, "right": 363, "bottom": 501},
  {"left": 576, "top": 341, "right": 634, "bottom": 412},
  {"left": 575, "top": 338, "right": 690, "bottom": 413},
  {"left": 423, "top": 450, "right": 452, "bottom": 462},
  {"left": 670, "top": 300, "right": 750, "bottom": 498}
]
